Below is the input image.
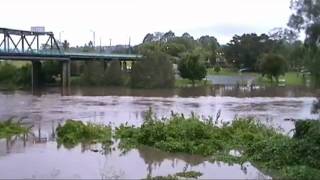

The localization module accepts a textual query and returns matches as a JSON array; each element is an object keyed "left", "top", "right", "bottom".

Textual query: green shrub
[
  {"left": 0, "top": 63, "right": 17, "bottom": 83},
  {"left": 104, "top": 61, "right": 128, "bottom": 86},
  {"left": 214, "top": 66, "right": 221, "bottom": 73},
  {"left": 56, "top": 120, "right": 112, "bottom": 148},
  {"left": 280, "top": 166, "right": 320, "bottom": 180},
  {"left": 80, "top": 62, "right": 105, "bottom": 85},
  {"left": 175, "top": 171, "right": 203, "bottom": 178},
  {"left": 15, "top": 64, "right": 32, "bottom": 86},
  {"left": 178, "top": 52, "right": 207, "bottom": 86},
  {"left": 115, "top": 111, "right": 320, "bottom": 179}
]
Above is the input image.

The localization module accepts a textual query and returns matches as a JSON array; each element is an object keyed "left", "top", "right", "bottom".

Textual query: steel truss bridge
[{"left": 0, "top": 27, "right": 141, "bottom": 88}]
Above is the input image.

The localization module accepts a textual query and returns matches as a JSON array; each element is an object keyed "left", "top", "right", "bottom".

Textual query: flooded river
[{"left": 0, "top": 85, "right": 319, "bottom": 179}]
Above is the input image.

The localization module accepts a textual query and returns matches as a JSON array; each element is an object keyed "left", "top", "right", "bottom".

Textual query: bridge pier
[
  {"left": 119, "top": 61, "right": 127, "bottom": 71},
  {"left": 123, "top": 61, "right": 127, "bottom": 71},
  {"left": 103, "top": 61, "right": 108, "bottom": 71},
  {"left": 62, "top": 60, "right": 71, "bottom": 88},
  {"left": 31, "top": 61, "right": 42, "bottom": 89}
]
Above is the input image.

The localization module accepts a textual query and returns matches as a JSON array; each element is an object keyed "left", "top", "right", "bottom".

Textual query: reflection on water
[
  {"left": 0, "top": 126, "right": 270, "bottom": 179},
  {"left": 29, "top": 85, "right": 319, "bottom": 97},
  {"left": 0, "top": 85, "right": 319, "bottom": 179}
]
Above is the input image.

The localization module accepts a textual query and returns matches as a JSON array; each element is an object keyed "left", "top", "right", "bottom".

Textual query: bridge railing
[{"left": 0, "top": 48, "right": 65, "bottom": 55}]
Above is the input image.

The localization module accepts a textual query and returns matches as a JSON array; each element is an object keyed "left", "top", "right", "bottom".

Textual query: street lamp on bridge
[{"left": 90, "top": 30, "right": 96, "bottom": 47}]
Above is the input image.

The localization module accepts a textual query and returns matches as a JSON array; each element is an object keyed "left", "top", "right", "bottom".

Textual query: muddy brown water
[{"left": 0, "top": 85, "right": 319, "bottom": 179}]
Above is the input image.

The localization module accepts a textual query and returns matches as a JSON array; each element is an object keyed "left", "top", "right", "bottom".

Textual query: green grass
[
  {"left": 208, "top": 68, "right": 306, "bottom": 86},
  {"left": 282, "top": 72, "right": 305, "bottom": 86},
  {"left": 207, "top": 68, "right": 259, "bottom": 77},
  {"left": 258, "top": 72, "right": 306, "bottom": 86},
  {"left": 175, "top": 78, "right": 211, "bottom": 88},
  {"left": 0, "top": 119, "right": 30, "bottom": 139}
]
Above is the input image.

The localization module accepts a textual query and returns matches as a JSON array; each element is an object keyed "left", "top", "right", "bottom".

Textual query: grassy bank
[
  {"left": 0, "top": 119, "right": 30, "bottom": 138},
  {"left": 207, "top": 68, "right": 240, "bottom": 76},
  {"left": 208, "top": 68, "right": 306, "bottom": 86},
  {"left": 115, "top": 110, "right": 320, "bottom": 179},
  {"left": 175, "top": 78, "right": 211, "bottom": 88},
  {"left": 257, "top": 72, "right": 306, "bottom": 86}
]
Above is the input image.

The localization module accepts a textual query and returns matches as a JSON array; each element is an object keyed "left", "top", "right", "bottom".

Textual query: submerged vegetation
[
  {"left": 56, "top": 120, "right": 112, "bottom": 148},
  {"left": 145, "top": 171, "right": 202, "bottom": 180},
  {"left": 115, "top": 109, "right": 320, "bottom": 179},
  {"left": 175, "top": 171, "right": 203, "bottom": 178},
  {"left": 0, "top": 119, "right": 29, "bottom": 138}
]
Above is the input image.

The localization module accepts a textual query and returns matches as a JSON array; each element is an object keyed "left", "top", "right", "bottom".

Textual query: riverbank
[{"left": 207, "top": 68, "right": 307, "bottom": 86}]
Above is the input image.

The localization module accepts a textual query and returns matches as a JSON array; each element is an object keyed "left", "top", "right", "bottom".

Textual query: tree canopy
[
  {"left": 223, "top": 33, "right": 276, "bottom": 70},
  {"left": 178, "top": 53, "right": 207, "bottom": 86},
  {"left": 131, "top": 49, "right": 175, "bottom": 88},
  {"left": 258, "top": 54, "right": 288, "bottom": 82}
]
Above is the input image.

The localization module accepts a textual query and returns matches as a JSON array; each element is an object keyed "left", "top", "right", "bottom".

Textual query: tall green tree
[
  {"left": 288, "top": 0, "right": 320, "bottom": 82},
  {"left": 258, "top": 54, "right": 288, "bottom": 82},
  {"left": 288, "top": 0, "right": 320, "bottom": 32},
  {"left": 178, "top": 53, "right": 207, "bottom": 86},
  {"left": 223, "top": 33, "right": 276, "bottom": 70},
  {"left": 198, "top": 35, "right": 219, "bottom": 66},
  {"left": 131, "top": 49, "right": 175, "bottom": 88},
  {"left": 304, "top": 49, "right": 320, "bottom": 83},
  {"left": 161, "top": 30, "right": 175, "bottom": 43}
]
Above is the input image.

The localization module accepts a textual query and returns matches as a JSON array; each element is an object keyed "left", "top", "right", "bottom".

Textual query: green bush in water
[
  {"left": 0, "top": 119, "right": 29, "bottom": 138},
  {"left": 56, "top": 120, "right": 112, "bottom": 148},
  {"left": 115, "top": 110, "right": 281, "bottom": 156},
  {"left": 145, "top": 171, "right": 202, "bottom": 180},
  {"left": 115, "top": 110, "right": 320, "bottom": 179},
  {"left": 175, "top": 171, "right": 203, "bottom": 178},
  {"left": 145, "top": 175, "right": 178, "bottom": 180}
]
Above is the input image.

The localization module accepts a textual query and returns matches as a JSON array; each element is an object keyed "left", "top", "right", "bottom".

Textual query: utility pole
[
  {"left": 128, "top": 36, "right": 131, "bottom": 54},
  {"left": 99, "top": 37, "right": 102, "bottom": 52},
  {"left": 59, "top": 31, "right": 64, "bottom": 42},
  {"left": 109, "top": 38, "right": 112, "bottom": 47}
]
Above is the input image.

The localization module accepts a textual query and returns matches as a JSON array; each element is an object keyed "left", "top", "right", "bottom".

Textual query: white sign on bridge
[{"left": 31, "top": 26, "right": 45, "bottom": 32}]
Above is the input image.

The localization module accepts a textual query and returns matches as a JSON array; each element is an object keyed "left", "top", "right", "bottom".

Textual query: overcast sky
[{"left": 1, "top": 0, "right": 292, "bottom": 46}]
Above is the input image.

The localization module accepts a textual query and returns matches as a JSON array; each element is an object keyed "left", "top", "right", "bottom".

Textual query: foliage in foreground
[
  {"left": 0, "top": 119, "right": 30, "bottom": 139},
  {"left": 56, "top": 120, "right": 112, "bottom": 148},
  {"left": 115, "top": 110, "right": 320, "bottom": 179}
]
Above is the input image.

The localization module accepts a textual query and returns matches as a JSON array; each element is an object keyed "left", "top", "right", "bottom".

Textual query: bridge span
[{"left": 0, "top": 27, "right": 142, "bottom": 88}]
